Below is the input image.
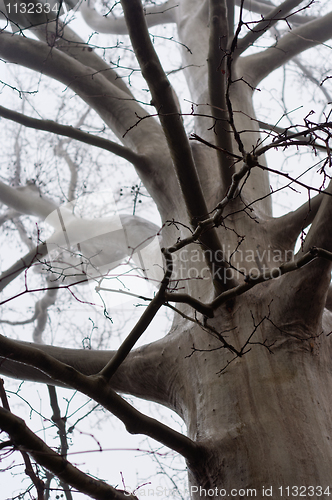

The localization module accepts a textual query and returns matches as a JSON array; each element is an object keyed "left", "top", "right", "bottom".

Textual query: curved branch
[
  {"left": 255, "top": 125, "right": 331, "bottom": 156},
  {"left": 235, "top": 0, "right": 307, "bottom": 57},
  {"left": 0, "top": 380, "right": 46, "bottom": 499},
  {"left": 0, "top": 33, "right": 157, "bottom": 152},
  {"left": 0, "top": 335, "right": 199, "bottom": 461},
  {"left": 0, "top": 336, "right": 178, "bottom": 410},
  {"left": 271, "top": 191, "right": 323, "bottom": 248},
  {"left": 40, "top": 21, "right": 134, "bottom": 97},
  {"left": 1, "top": 3, "right": 134, "bottom": 97},
  {"left": 258, "top": 120, "right": 328, "bottom": 153},
  {"left": 241, "top": 9, "right": 332, "bottom": 87},
  {"left": 293, "top": 56, "right": 332, "bottom": 102},
  {"left": 81, "top": 0, "right": 177, "bottom": 34},
  {"left": 0, "top": 277, "right": 59, "bottom": 340},
  {"left": 0, "top": 31, "right": 181, "bottom": 213},
  {"left": 0, "top": 180, "right": 57, "bottom": 219},
  {"left": 236, "top": 0, "right": 316, "bottom": 25},
  {"left": 32, "top": 277, "right": 59, "bottom": 343},
  {"left": 54, "top": 108, "right": 90, "bottom": 202},
  {"left": 55, "top": 144, "right": 79, "bottom": 202},
  {"left": 0, "top": 407, "right": 137, "bottom": 500},
  {"left": 0, "top": 242, "right": 48, "bottom": 292},
  {"left": 0, "top": 105, "right": 146, "bottom": 168},
  {"left": 159, "top": 247, "right": 332, "bottom": 317}
]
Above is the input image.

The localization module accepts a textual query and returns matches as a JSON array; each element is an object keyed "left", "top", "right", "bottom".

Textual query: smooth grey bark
[{"left": 1, "top": 0, "right": 332, "bottom": 499}]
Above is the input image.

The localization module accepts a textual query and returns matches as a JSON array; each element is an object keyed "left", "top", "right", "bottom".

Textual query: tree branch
[
  {"left": 236, "top": 0, "right": 316, "bottom": 25},
  {"left": 0, "top": 276, "right": 59, "bottom": 342},
  {"left": 0, "top": 104, "right": 146, "bottom": 168},
  {"left": 32, "top": 277, "right": 59, "bottom": 343},
  {"left": 0, "top": 241, "right": 48, "bottom": 292},
  {"left": 241, "top": 9, "right": 332, "bottom": 87},
  {"left": 208, "top": 0, "right": 235, "bottom": 190},
  {"left": 255, "top": 121, "right": 332, "bottom": 157},
  {"left": 293, "top": 56, "right": 332, "bottom": 102},
  {"left": 235, "top": 0, "right": 308, "bottom": 57},
  {"left": 81, "top": 0, "right": 177, "bottom": 34},
  {"left": 0, "top": 379, "right": 45, "bottom": 500},
  {"left": 0, "top": 31, "right": 182, "bottom": 214},
  {"left": 119, "top": 0, "right": 206, "bottom": 219},
  {"left": 1, "top": 4, "right": 134, "bottom": 98},
  {"left": 0, "top": 180, "right": 57, "bottom": 219},
  {"left": 0, "top": 337, "right": 180, "bottom": 411},
  {"left": 120, "top": 0, "right": 234, "bottom": 290},
  {"left": 161, "top": 247, "right": 332, "bottom": 315},
  {"left": 271, "top": 191, "right": 323, "bottom": 248},
  {"left": 55, "top": 144, "right": 79, "bottom": 202},
  {"left": 0, "top": 335, "right": 199, "bottom": 461},
  {"left": 0, "top": 406, "right": 137, "bottom": 500},
  {"left": 258, "top": 120, "right": 328, "bottom": 153},
  {"left": 47, "top": 385, "right": 73, "bottom": 500},
  {"left": 99, "top": 249, "right": 173, "bottom": 380},
  {"left": 0, "top": 33, "right": 151, "bottom": 149}
]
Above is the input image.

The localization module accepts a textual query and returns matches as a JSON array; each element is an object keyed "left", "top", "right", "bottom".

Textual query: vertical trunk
[
  {"left": 173, "top": 292, "right": 332, "bottom": 498},
  {"left": 175, "top": 0, "right": 272, "bottom": 216},
  {"left": 165, "top": 193, "right": 332, "bottom": 497}
]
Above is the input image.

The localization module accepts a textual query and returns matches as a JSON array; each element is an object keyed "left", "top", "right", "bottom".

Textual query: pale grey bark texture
[{"left": 1, "top": 0, "right": 332, "bottom": 499}]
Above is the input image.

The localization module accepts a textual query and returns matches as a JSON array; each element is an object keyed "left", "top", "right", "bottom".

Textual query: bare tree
[{"left": 1, "top": 0, "right": 332, "bottom": 498}]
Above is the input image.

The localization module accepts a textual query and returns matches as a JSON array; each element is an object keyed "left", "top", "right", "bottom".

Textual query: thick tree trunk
[{"left": 177, "top": 302, "right": 332, "bottom": 498}]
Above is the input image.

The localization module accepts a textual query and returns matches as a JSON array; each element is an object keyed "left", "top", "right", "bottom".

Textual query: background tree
[{"left": 1, "top": 0, "right": 332, "bottom": 498}]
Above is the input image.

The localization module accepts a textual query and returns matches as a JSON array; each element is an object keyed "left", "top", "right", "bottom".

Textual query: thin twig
[
  {"left": 0, "top": 379, "right": 45, "bottom": 500},
  {"left": 99, "top": 249, "right": 173, "bottom": 380}
]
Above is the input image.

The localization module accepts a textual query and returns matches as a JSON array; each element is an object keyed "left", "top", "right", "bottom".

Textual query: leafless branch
[
  {"left": 0, "top": 335, "right": 199, "bottom": 462},
  {"left": 272, "top": 192, "right": 324, "bottom": 247},
  {"left": 0, "top": 404, "right": 137, "bottom": 500},
  {"left": 237, "top": 0, "right": 316, "bottom": 25},
  {"left": 120, "top": 0, "right": 235, "bottom": 291},
  {"left": 47, "top": 385, "right": 73, "bottom": 500},
  {"left": 0, "top": 179, "right": 57, "bottom": 219},
  {"left": 99, "top": 249, "right": 173, "bottom": 380},
  {"left": 293, "top": 56, "right": 332, "bottom": 102},
  {"left": 32, "top": 277, "right": 59, "bottom": 343},
  {"left": 0, "top": 379, "right": 45, "bottom": 500},
  {"left": 242, "top": 9, "right": 332, "bottom": 87},
  {"left": 162, "top": 247, "right": 332, "bottom": 316},
  {"left": 81, "top": 0, "right": 177, "bottom": 34},
  {"left": 258, "top": 120, "right": 328, "bottom": 153},
  {"left": 0, "top": 105, "right": 145, "bottom": 168},
  {"left": 0, "top": 241, "right": 48, "bottom": 293},
  {"left": 255, "top": 121, "right": 332, "bottom": 156},
  {"left": 208, "top": 0, "right": 235, "bottom": 189},
  {"left": 235, "top": 0, "right": 311, "bottom": 57}
]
